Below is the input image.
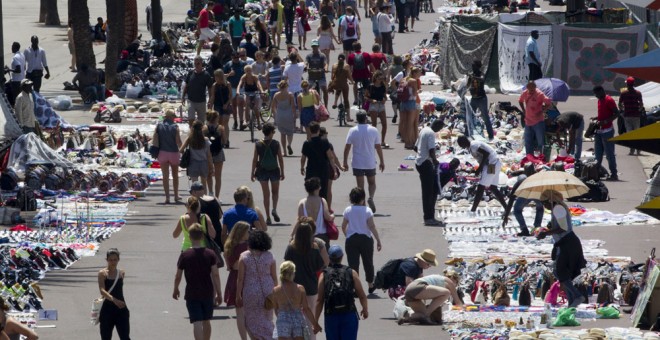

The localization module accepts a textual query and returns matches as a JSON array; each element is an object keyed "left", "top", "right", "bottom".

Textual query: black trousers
[
  {"left": 8, "top": 81, "right": 21, "bottom": 106},
  {"left": 528, "top": 63, "right": 543, "bottom": 81},
  {"left": 381, "top": 32, "right": 393, "bottom": 55},
  {"left": 345, "top": 233, "right": 375, "bottom": 283},
  {"left": 26, "top": 70, "right": 43, "bottom": 92},
  {"left": 416, "top": 160, "right": 438, "bottom": 220},
  {"left": 100, "top": 305, "right": 131, "bottom": 340},
  {"left": 284, "top": 10, "right": 295, "bottom": 44},
  {"left": 395, "top": 3, "right": 406, "bottom": 32}
]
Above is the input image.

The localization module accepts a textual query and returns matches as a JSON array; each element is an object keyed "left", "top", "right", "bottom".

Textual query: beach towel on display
[
  {"left": 551, "top": 24, "right": 646, "bottom": 95},
  {"left": 498, "top": 24, "right": 553, "bottom": 95},
  {"left": 441, "top": 24, "right": 497, "bottom": 88}
]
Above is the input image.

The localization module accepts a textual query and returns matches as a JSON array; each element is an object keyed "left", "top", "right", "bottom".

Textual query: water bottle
[{"left": 544, "top": 303, "right": 552, "bottom": 328}]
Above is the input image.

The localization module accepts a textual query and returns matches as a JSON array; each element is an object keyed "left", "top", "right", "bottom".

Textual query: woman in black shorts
[
  {"left": 251, "top": 123, "right": 285, "bottom": 225},
  {"left": 209, "top": 69, "right": 232, "bottom": 148}
]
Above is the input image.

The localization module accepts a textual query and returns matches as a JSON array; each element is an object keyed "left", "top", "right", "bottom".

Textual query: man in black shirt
[
  {"left": 182, "top": 56, "right": 213, "bottom": 125},
  {"left": 306, "top": 40, "right": 328, "bottom": 105},
  {"left": 301, "top": 122, "right": 341, "bottom": 199},
  {"left": 466, "top": 60, "right": 494, "bottom": 140},
  {"left": 393, "top": 249, "right": 437, "bottom": 289},
  {"left": 282, "top": 0, "right": 296, "bottom": 45},
  {"left": 556, "top": 111, "right": 584, "bottom": 160},
  {"left": 190, "top": 181, "right": 224, "bottom": 249}
]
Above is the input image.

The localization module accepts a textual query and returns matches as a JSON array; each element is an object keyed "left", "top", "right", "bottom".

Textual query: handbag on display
[
  {"left": 91, "top": 272, "right": 119, "bottom": 325},
  {"left": 584, "top": 121, "right": 599, "bottom": 139},
  {"left": 179, "top": 148, "right": 191, "bottom": 168}
]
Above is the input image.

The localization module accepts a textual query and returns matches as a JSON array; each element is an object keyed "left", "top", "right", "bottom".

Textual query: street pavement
[{"left": 3, "top": 0, "right": 659, "bottom": 338}]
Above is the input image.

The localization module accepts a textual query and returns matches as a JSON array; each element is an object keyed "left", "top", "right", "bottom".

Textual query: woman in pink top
[{"left": 518, "top": 80, "right": 552, "bottom": 158}]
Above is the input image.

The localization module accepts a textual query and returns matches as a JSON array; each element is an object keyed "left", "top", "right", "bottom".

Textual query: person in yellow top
[
  {"left": 267, "top": 0, "right": 285, "bottom": 49},
  {"left": 297, "top": 80, "right": 321, "bottom": 140},
  {"left": 172, "top": 196, "right": 216, "bottom": 250}
]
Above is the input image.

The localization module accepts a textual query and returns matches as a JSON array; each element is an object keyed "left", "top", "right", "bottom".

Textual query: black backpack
[
  {"left": 568, "top": 180, "right": 610, "bottom": 202},
  {"left": 208, "top": 125, "right": 223, "bottom": 156},
  {"left": 373, "top": 258, "right": 404, "bottom": 290},
  {"left": 580, "top": 162, "right": 601, "bottom": 182},
  {"left": 323, "top": 265, "right": 356, "bottom": 315}
]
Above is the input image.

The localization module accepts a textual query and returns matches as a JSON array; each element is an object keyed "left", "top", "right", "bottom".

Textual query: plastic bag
[
  {"left": 48, "top": 95, "right": 73, "bottom": 110},
  {"left": 105, "top": 95, "right": 126, "bottom": 107},
  {"left": 597, "top": 306, "right": 620, "bottom": 319},
  {"left": 126, "top": 85, "right": 143, "bottom": 99},
  {"left": 552, "top": 307, "right": 580, "bottom": 326},
  {"left": 392, "top": 296, "right": 412, "bottom": 321}
]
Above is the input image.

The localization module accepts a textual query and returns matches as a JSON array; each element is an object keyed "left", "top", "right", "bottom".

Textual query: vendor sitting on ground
[
  {"left": 72, "top": 64, "right": 105, "bottom": 104},
  {"left": 185, "top": 10, "right": 198, "bottom": 30},
  {"left": 94, "top": 17, "right": 107, "bottom": 41},
  {"left": 402, "top": 272, "right": 463, "bottom": 325}
]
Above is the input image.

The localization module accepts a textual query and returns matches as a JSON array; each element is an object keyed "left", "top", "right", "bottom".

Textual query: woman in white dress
[{"left": 317, "top": 16, "right": 340, "bottom": 62}]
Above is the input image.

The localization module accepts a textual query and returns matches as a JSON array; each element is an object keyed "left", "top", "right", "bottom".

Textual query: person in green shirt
[{"left": 228, "top": 11, "right": 247, "bottom": 50}]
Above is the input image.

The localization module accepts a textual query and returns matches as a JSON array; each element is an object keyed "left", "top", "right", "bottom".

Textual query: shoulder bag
[
  {"left": 91, "top": 271, "right": 120, "bottom": 325},
  {"left": 149, "top": 124, "right": 160, "bottom": 159},
  {"left": 180, "top": 147, "right": 191, "bottom": 168},
  {"left": 322, "top": 201, "right": 339, "bottom": 240},
  {"left": 202, "top": 214, "right": 225, "bottom": 268}
]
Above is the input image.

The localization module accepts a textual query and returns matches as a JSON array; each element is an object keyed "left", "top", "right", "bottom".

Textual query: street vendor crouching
[
  {"left": 536, "top": 189, "right": 586, "bottom": 308},
  {"left": 402, "top": 270, "right": 463, "bottom": 325}
]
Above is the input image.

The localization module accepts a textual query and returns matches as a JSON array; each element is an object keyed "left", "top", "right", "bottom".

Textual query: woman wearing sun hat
[{"left": 537, "top": 189, "right": 586, "bottom": 308}]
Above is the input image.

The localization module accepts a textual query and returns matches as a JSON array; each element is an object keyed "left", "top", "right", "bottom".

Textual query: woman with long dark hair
[
  {"left": 97, "top": 248, "right": 130, "bottom": 340},
  {"left": 180, "top": 120, "right": 214, "bottom": 189},
  {"left": 255, "top": 17, "right": 271, "bottom": 52},
  {"left": 317, "top": 15, "right": 340, "bottom": 62},
  {"left": 284, "top": 218, "right": 325, "bottom": 340}
]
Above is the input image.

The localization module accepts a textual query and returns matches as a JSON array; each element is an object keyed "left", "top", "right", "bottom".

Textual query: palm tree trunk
[
  {"left": 39, "top": 0, "right": 47, "bottom": 23},
  {"left": 45, "top": 0, "right": 61, "bottom": 26},
  {"left": 71, "top": 0, "right": 96, "bottom": 69},
  {"left": 151, "top": 0, "right": 162, "bottom": 40},
  {"left": 105, "top": 0, "right": 125, "bottom": 90},
  {"left": 124, "top": 0, "right": 138, "bottom": 45}
]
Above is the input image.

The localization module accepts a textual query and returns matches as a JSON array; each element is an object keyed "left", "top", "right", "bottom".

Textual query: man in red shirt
[
  {"left": 347, "top": 42, "right": 372, "bottom": 105},
  {"left": 593, "top": 85, "right": 620, "bottom": 181},
  {"left": 519, "top": 80, "right": 552, "bottom": 158},
  {"left": 196, "top": 1, "right": 220, "bottom": 55},
  {"left": 369, "top": 44, "right": 387, "bottom": 72},
  {"left": 618, "top": 76, "right": 644, "bottom": 155}
]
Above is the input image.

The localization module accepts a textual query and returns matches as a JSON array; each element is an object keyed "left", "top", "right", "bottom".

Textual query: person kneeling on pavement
[{"left": 402, "top": 272, "right": 464, "bottom": 325}]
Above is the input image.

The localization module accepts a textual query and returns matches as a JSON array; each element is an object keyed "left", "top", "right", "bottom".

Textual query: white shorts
[
  {"left": 199, "top": 27, "right": 217, "bottom": 42},
  {"left": 479, "top": 161, "right": 501, "bottom": 187}
]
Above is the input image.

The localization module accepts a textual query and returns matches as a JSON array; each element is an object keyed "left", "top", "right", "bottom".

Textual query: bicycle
[{"left": 244, "top": 91, "right": 266, "bottom": 143}]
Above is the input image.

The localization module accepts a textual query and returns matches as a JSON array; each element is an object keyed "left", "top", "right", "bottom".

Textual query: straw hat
[
  {"left": 148, "top": 101, "right": 159, "bottom": 108},
  {"left": 138, "top": 105, "right": 149, "bottom": 113},
  {"left": 90, "top": 104, "right": 100, "bottom": 112},
  {"left": 439, "top": 129, "right": 450, "bottom": 139},
  {"left": 126, "top": 106, "right": 137, "bottom": 113},
  {"left": 414, "top": 249, "right": 438, "bottom": 266},
  {"left": 496, "top": 130, "right": 507, "bottom": 140},
  {"left": 164, "top": 109, "right": 177, "bottom": 118},
  {"left": 150, "top": 106, "right": 161, "bottom": 113}
]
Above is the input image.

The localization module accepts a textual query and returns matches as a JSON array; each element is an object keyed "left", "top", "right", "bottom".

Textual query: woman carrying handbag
[{"left": 97, "top": 248, "right": 131, "bottom": 340}]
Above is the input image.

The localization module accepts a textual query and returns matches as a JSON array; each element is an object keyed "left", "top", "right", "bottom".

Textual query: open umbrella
[
  {"left": 605, "top": 49, "right": 660, "bottom": 83},
  {"left": 636, "top": 197, "right": 660, "bottom": 220},
  {"left": 609, "top": 122, "right": 660, "bottom": 155},
  {"left": 515, "top": 171, "right": 588, "bottom": 200},
  {"left": 523, "top": 78, "right": 571, "bottom": 102}
]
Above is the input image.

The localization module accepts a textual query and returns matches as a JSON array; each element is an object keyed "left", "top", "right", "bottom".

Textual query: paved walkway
[{"left": 3, "top": 0, "right": 657, "bottom": 338}]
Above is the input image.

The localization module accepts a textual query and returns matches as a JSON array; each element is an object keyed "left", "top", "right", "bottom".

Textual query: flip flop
[{"left": 382, "top": 143, "right": 390, "bottom": 149}]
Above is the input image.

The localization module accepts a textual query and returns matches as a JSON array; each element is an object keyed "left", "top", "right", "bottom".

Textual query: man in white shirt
[
  {"left": 14, "top": 79, "right": 36, "bottom": 134},
  {"left": 456, "top": 135, "right": 508, "bottom": 213},
  {"left": 414, "top": 119, "right": 444, "bottom": 226},
  {"left": 283, "top": 52, "right": 304, "bottom": 96},
  {"left": 23, "top": 36, "right": 50, "bottom": 93},
  {"left": 343, "top": 111, "right": 385, "bottom": 213},
  {"left": 6, "top": 42, "right": 25, "bottom": 105},
  {"left": 377, "top": 5, "right": 393, "bottom": 55},
  {"left": 525, "top": 30, "right": 542, "bottom": 81}
]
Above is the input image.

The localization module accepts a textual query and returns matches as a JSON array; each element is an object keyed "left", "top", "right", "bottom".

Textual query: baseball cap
[
  {"left": 328, "top": 245, "right": 344, "bottom": 259},
  {"left": 189, "top": 181, "right": 204, "bottom": 193},
  {"left": 626, "top": 76, "right": 635, "bottom": 85},
  {"left": 311, "top": 39, "right": 319, "bottom": 47},
  {"left": 20, "top": 79, "right": 33, "bottom": 86}
]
